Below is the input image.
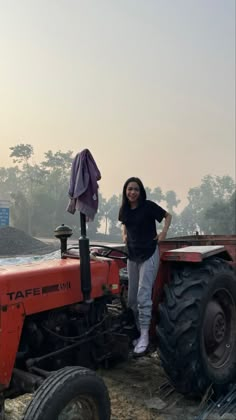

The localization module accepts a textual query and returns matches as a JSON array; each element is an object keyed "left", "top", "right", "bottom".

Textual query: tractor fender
[
  {"left": 161, "top": 245, "right": 232, "bottom": 263},
  {"left": 0, "top": 302, "right": 25, "bottom": 387}
]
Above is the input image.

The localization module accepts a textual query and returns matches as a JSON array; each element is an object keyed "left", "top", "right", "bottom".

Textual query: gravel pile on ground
[{"left": 0, "top": 226, "right": 57, "bottom": 256}]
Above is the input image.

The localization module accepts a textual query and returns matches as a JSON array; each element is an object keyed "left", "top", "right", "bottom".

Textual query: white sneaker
[
  {"left": 133, "top": 328, "right": 149, "bottom": 355},
  {"left": 132, "top": 338, "right": 139, "bottom": 347}
]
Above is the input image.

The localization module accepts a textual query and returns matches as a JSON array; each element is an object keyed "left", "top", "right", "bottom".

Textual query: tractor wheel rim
[
  {"left": 58, "top": 396, "right": 99, "bottom": 420},
  {"left": 203, "top": 289, "right": 235, "bottom": 369}
]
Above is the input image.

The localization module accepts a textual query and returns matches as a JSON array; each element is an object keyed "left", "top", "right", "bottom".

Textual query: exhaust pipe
[
  {"left": 54, "top": 218, "right": 92, "bottom": 302},
  {"left": 79, "top": 212, "right": 92, "bottom": 302}
]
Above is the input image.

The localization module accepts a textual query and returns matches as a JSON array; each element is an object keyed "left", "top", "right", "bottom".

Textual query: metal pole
[
  {"left": 79, "top": 212, "right": 92, "bottom": 301},
  {"left": 80, "top": 212, "right": 87, "bottom": 237}
]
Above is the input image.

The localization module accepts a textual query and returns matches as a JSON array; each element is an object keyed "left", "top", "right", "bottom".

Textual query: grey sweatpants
[{"left": 127, "top": 248, "right": 160, "bottom": 329}]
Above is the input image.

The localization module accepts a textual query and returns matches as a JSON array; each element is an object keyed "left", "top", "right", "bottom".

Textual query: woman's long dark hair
[{"left": 118, "top": 177, "right": 146, "bottom": 221}]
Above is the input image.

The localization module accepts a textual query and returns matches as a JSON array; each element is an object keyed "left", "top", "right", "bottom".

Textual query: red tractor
[{"left": 0, "top": 215, "right": 236, "bottom": 419}]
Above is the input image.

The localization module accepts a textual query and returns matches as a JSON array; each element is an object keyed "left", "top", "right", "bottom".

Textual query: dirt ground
[
  {"left": 1, "top": 228, "right": 236, "bottom": 419},
  {"left": 5, "top": 352, "right": 233, "bottom": 420},
  {"left": 4, "top": 353, "right": 200, "bottom": 420}
]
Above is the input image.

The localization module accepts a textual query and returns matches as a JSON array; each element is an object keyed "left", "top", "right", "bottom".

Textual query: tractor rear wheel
[
  {"left": 23, "top": 366, "right": 110, "bottom": 420},
  {"left": 157, "top": 258, "right": 236, "bottom": 396}
]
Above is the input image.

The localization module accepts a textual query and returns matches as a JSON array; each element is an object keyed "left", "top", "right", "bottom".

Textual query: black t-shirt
[{"left": 119, "top": 200, "right": 166, "bottom": 262}]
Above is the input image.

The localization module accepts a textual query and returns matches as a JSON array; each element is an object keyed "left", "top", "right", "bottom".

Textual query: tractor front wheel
[
  {"left": 157, "top": 258, "right": 236, "bottom": 396},
  {"left": 23, "top": 366, "right": 110, "bottom": 420}
]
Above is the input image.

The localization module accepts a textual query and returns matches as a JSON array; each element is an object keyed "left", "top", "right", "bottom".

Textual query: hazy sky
[{"left": 0, "top": 0, "right": 235, "bottom": 206}]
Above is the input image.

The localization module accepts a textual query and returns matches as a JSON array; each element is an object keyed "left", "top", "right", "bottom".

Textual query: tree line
[{"left": 0, "top": 144, "right": 235, "bottom": 241}]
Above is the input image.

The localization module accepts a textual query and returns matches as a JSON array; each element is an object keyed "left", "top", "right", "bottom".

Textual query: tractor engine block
[{"left": 16, "top": 297, "right": 128, "bottom": 374}]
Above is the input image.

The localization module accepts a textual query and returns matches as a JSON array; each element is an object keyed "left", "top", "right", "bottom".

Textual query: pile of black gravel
[{"left": 0, "top": 226, "right": 57, "bottom": 256}]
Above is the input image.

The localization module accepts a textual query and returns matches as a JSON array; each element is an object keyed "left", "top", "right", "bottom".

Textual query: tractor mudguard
[{"left": 161, "top": 245, "right": 232, "bottom": 263}]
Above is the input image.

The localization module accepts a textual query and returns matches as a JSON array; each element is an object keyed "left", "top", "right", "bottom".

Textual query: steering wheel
[{"left": 89, "top": 244, "right": 127, "bottom": 261}]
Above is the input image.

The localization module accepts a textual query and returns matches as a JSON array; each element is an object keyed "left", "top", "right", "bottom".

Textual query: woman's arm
[
  {"left": 121, "top": 224, "right": 127, "bottom": 243},
  {"left": 158, "top": 212, "right": 172, "bottom": 241}
]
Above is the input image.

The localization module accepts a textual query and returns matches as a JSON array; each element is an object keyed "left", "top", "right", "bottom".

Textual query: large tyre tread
[
  {"left": 24, "top": 367, "right": 85, "bottom": 418},
  {"left": 23, "top": 366, "right": 110, "bottom": 420},
  {"left": 157, "top": 258, "right": 236, "bottom": 396}
]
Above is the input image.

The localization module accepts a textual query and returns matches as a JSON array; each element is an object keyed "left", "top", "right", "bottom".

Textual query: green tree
[
  {"left": 164, "top": 190, "right": 181, "bottom": 214},
  {"left": 152, "top": 186, "right": 165, "bottom": 203},
  {"left": 102, "top": 195, "right": 120, "bottom": 236},
  {"left": 86, "top": 192, "right": 104, "bottom": 240},
  {"left": 9, "top": 144, "right": 36, "bottom": 234},
  {"left": 146, "top": 186, "right": 164, "bottom": 203},
  {"left": 10, "top": 191, "right": 29, "bottom": 232},
  {"left": 41, "top": 150, "right": 73, "bottom": 172},
  {"left": 9, "top": 143, "right": 34, "bottom": 164},
  {"left": 7, "top": 145, "right": 75, "bottom": 237},
  {"left": 205, "top": 191, "right": 236, "bottom": 234},
  {"left": 0, "top": 167, "right": 22, "bottom": 197},
  {"left": 178, "top": 175, "right": 236, "bottom": 235}
]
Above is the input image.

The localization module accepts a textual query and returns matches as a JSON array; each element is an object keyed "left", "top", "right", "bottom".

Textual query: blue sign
[{"left": 0, "top": 207, "right": 10, "bottom": 226}]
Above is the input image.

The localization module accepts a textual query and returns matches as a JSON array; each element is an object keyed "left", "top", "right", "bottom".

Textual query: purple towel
[{"left": 66, "top": 149, "right": 101, "bottom": 221}]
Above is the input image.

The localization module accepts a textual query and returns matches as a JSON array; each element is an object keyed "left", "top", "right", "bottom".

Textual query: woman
[{"left": 118, "top": 177, "right": 172, "bottom": 355}]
